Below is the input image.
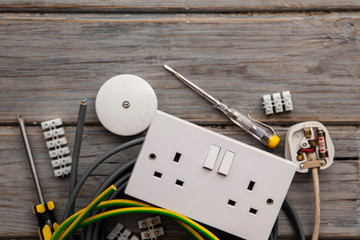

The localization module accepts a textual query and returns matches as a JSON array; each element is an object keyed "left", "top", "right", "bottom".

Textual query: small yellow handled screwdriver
[{"left": 18, "top": 115, "right": 59, "bottom": 240}]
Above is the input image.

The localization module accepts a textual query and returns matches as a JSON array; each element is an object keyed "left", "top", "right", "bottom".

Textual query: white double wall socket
[{"left": 126, "top": 111, "right": 297, "bottom": 240}]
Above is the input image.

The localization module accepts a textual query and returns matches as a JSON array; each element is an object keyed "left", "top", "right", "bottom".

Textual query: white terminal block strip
[
  {"left": 262, "top": 91, "right": 293, "bottom": 115},
  {"left": 126, "top": 111, "right": 297, "bottom": 240},
  {"left": 41, "top": 118, "right": 72, "bottom": 177},
  {"left": 107, "top": 223, "right": 139, "bottom": 240}
]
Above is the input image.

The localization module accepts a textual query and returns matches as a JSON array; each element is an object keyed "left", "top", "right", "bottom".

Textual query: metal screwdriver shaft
[
  {"left": 18, "top": 114, "right": 45, "bottom": 204},
  {"left": 17, "top": 115, "right": 59, "bottom": 240},
  {"left": 164, "top": 65, "right": 280, "bottom": 149},
  {"left": 164, "top": 64, "right": 221, "bottom": 106}
]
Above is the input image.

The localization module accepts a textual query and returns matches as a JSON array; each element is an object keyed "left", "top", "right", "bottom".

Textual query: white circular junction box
[{"left": 96, "top": 74, "right": 158, "bottom": 136}]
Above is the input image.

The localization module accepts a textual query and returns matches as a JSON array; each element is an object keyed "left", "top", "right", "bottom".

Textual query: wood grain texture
[
  {"left": 0, "top": 13, "right": 359, "bottom": 125},
  {"left": 0, "top": 1, "right": 360, "bottom": 13},
  {"left": 0, "top": 10, "right": 359, "bottom": 240},
  {"left": 0, "top": 126, "right": 358, "bottom": 238}
]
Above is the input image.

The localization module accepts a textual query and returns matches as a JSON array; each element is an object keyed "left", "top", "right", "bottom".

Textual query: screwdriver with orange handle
[{"left": 18, "top": 115, "right": 59, "bottom": 240}]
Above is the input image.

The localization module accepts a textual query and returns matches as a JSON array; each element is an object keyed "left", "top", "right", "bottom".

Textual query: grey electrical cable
[
  {"left": 64, "top": 136, "right": 304, "bottom": 240},
  {"left": 84, "top": 171, "right": 132, "bottom": 240},
  {"left": 89, "top": 174, "right": 132, "bottom": 240},
  {"left": 98, "top": 180, "right": 130, "bottom": 240},
  {"left": 62, "top": 137, "right": 145, "bottom": 222},
  {"left": 82, "top": 163, "right": 134, "bottom": 239},
  {"left": 81, "top": 164, "right": 134, "bottom": 240},
  {"left": 68, "top": 100, "right": 87, "bottom": 240}
]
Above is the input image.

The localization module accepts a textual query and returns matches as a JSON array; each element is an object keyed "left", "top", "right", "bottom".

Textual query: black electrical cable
[
  {"left": 68, "top": 100, "right": 87, "bottom": 240},
  {"left": 62, "top": 137, "right": 145, "bottom": 222},
  {"left": 268, "top": 233, "right": 274, "bottom": 240},
  {"left": 273, "top": 218, "right": 279, "bottom": 239},
  {"left": 282, "top": 197, "right": 306, "bottom": 240}
]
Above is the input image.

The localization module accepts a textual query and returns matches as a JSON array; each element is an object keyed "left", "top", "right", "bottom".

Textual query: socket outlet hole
[
  {"left": 247, "top": 181, "right": 255, "bottom": 191},
  {"left": 173, "top": 152, "right": 181, "bottom": 163},
  {"left": 175, "top": 179, "right": 184, "bottom": 187},
  {"left": 149, "top": 153, "right": 156, "bottom": 160},
  {"left": 249, "top": 208, "right": 258, "bottom": 215},
  {"left": 266, "top": 198, "right": 274, "bottom": 205},
  {"left": 153, "top": 171, "right": 162, "bottom": 179},
  {"left": 227, "top": 199, "right": 236, "bottom": 207}
]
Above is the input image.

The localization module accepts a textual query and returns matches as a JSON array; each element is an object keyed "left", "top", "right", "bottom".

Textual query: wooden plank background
[
  {"left": 0, "top": 2, "right": 359, "bottom": 240},
  {"left": 0, "top": 1, "right": 360, "bottom": 12}
]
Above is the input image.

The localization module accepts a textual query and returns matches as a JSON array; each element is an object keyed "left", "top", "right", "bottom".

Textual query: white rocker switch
[
  {"left": 218, "top": 150, "right": 235, "bottom": 176},
  {"left": 203, "top": 145, "right": 221, "bottom": 170}
]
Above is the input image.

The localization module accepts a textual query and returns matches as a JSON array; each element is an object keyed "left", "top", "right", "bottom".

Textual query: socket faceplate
[{"left": 126, "top": 111, "right": 296, "bottom": 240}]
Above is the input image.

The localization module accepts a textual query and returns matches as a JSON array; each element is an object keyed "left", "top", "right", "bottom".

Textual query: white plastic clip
[
  {"left": 138, "top": 216, "right": 161, "bottom": 229},
  {"left": 138, "top": 216, "right": 164, "bottom": 240},
  {"left": 282, "top": 91, "right": 293, "bottom": 111},
  {"left": 140, "top": 228, "right": 164, "bottom": 240},
  {"left": 41, "top": 118, "right": 72, "bottom": 177},
  {"left": 107, "top": 223, "right": 139, "bottom": 240},
  {"left": 262, "top": 94, "right": 273, "bottom": 115},
  {"left": 262, "top": 91, "right": 293, "bottom": 115}
]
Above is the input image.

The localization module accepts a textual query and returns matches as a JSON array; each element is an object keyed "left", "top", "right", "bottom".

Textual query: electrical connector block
[
  {"left": 107, "top": 223, "right": 139, "bottom": 240},
  {"left": 138, "top": 216, "right": 164, "bottom": 240},
  {"left": 41, "top": 118, "right": 72, "bottom": 177},
  {"left": 140, "top": 228, "right": 164, "bottom": 240},
  {"left": 262, "top": 94, "right": 273, "bottom": 115},
  {"left": 282, "top": 91, "right": 293, "bottom": 111},
  {"left": 138, "top": 216, "right": 161, "bottom": 229},
  {"left": 262, "top": 91, "right": 293, "bottom": 115}
]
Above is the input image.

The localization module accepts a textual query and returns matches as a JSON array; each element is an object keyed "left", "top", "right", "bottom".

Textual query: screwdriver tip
[
  {"left": 17, "top": 114, "right": 23, "bottom": 121},
  {"left": 163, "top": 64, "right": 176, "bottom": 74}
]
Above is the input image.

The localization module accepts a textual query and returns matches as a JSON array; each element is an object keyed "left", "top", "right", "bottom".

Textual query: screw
[
  {"left": 149, "top": 153, "right": 156, "bottom": 160},
  {"left": 302, "top": 143, "right": 307, "bottom": 147},
  {"left": 142, "top": 222, "right": 147, "bottom": 227},
  {"left": 154, "top": 230, "right": 159, "bottom": 236},
  {"left": 300, "top": 164, "right": 304, "bottom": 169},
  {"left": 122, "top": 101, "right": 130, "bottom": 109},
  {"left": 309, "top": 140, "right": 317, "bottom": 147},
  {"left": 321, "top": 161, "right": 325, "bottom": 165},
  {"left": 266, "top": 198, "right": 274, "bottom": 205},
  {"left": 144, "top": 233, "right": 150, "bottom": 238}
]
